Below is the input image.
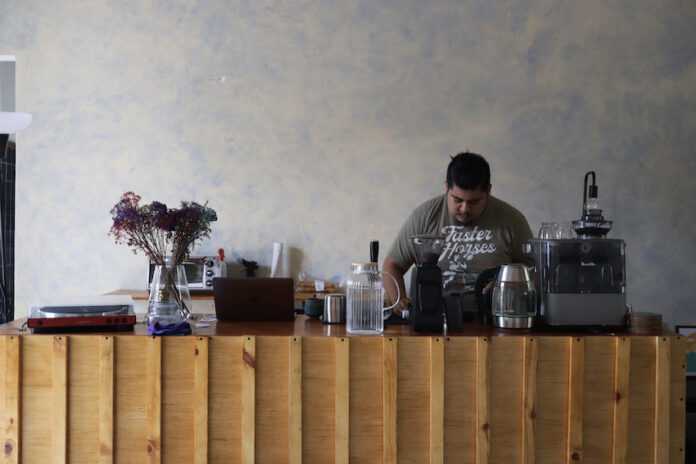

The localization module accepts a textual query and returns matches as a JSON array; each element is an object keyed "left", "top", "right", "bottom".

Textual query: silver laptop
[{"left": 212, "top": 277, "right": 295, "bottom": 321}]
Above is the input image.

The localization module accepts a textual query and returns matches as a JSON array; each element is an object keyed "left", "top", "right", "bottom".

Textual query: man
[{"left": 383, "top": 151, "right": 533, "bottom": 316}]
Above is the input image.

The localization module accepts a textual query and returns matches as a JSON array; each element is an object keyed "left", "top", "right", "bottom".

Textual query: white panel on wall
[{"left": 0, "top": 56, "right": 15, "bottom": 113}]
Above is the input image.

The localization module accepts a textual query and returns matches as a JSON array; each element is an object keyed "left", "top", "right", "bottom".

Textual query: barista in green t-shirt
[{"left": 383, "top": 151, "right": 533, "bottom": 316}]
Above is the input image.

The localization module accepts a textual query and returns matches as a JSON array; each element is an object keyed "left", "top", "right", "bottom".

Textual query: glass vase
[{"left": 147, "top": 261, "right": 193, "bottom": 325}]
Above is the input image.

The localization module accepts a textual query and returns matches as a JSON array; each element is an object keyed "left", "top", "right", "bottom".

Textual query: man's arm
[{"left": 382, "top": 256, "right": 411, "bottom": 316}]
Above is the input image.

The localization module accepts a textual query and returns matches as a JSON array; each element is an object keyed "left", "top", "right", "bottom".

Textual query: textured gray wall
[{"left": 2, "top": 0, "right": 695, "bottom": 327}]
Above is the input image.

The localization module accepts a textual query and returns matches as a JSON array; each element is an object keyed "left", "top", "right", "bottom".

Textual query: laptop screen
[{"left": 212, "top": 277, "right": 295, "bottom": 321}]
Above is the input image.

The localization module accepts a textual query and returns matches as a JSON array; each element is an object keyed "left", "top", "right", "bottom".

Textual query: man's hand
[
  {"left": 382, "top": 256, "right": 409, "bottom": 317},
  {"left": 391, "top": 296, "right": 412, "bottom": 317}
]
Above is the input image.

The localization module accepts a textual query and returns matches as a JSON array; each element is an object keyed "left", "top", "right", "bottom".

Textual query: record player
[{"left": 28, "top": 295, "right": 136, "bottom": 333}]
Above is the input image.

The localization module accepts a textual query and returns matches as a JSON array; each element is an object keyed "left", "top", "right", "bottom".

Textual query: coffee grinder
[{"left": 410, "top": 235, "right": 446, "bottom": 332}]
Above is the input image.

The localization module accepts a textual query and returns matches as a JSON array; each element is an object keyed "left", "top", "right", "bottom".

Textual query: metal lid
[
  {"left": 498, "top": 264, "right": 533, "bottom": 283},
  {"left": 351, "top": 262, "right": 378, "bottom": 272}
]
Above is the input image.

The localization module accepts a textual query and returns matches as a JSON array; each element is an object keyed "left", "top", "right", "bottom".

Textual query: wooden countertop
[{"left": 0, "top": 313, "right": 664, "bottom": 338}]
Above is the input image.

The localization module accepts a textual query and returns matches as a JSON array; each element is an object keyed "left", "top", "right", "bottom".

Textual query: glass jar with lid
[{"left": 346, "top": 262, "right": 400, "bottom": 335}]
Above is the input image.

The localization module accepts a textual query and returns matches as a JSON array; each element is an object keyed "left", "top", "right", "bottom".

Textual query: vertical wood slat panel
[
  {"left": 523, "top": 337, "right": 538, "bottom": 464},
  {"left": 112, "top": 336, "right": 148, "bottom": 463},
  {"left": 670, "top": 336, "right": 687, "bottom": 464},
  {"left": 397, "top": 337, "right": 436, "bottom": 463},
  {"left": 20, "top": 337, "right": 56, "bottom": 460},
  {"left": 241, "top": 336, "right": 256, "bottom": 464},
  {"left": 582, "top": 337, "right": 616, "bottom": 463},
  {"left": 99, "top": 336, "right": 114, "bottom": 464},
  {"left": 349, "top": 338, "right": 384, "bottom": 462},
  {"left": 193, "top": 337, "right": 209, "bottom": 464},
  {"left": 654, "top": 336, "right": 670, "bottom": 464},
  {"left": 535, "top": 338, "right": 569, "bottom": 464},
  {"left": 254, "top": 336, "right": 293, "bottom": 462},
  {"left": 289, "top": 337, "right": 302, "bottom": 464},
  {"left": 383, "top": 337, "right": 397, "bottom": 464},
  {"left": 476, "top": 336, "right": 490, "bottom": 464},
  {"left": 566, "top": 337, "right": 584, "bottom": 464},
  {"left": 52, "top": 336, "right": 67, "bottom": 464},
  {"left": 627, "top": 336, "right": 658, "bottom": 462},
  {"left": 160, "top": 338, "right": 196, "bottom": 461},
  {"left": 147, "top": 336, "right": 162, "bottom": 464},
  {"left": 208, "top": 336, "right": 245, "bottom": 462},
  {"left": 302, "top": 337, "right": 335, "bottom": 463},
  {"left": 443, "top": 337, "right": 478, "bottom": 462},
  {"left": 430, "top": 337, "right": 444, "bottom": 464},
  {"left": 3, "top": 336, "right": 20, "bottom": 464},
  {"left": 612, "top": 336, "right": 630, "bottom": 464},
  {"left": 334, "top": 337, "right": 349, "bottom": 464},
  {"left": 113, "top": 335, "right": 150, "bottom": 463},
  {"left": 490, "top": 337, "right": 525, "bottom": 463}
]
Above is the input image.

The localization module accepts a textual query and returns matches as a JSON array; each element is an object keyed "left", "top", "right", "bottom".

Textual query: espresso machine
[{"left": 526, "top": 172, "right": 627, "bottom": 327}]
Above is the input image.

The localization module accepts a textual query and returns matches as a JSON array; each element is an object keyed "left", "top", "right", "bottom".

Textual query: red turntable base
[{"left": 28, "top": 296, "right": 136, "bottom": 333}]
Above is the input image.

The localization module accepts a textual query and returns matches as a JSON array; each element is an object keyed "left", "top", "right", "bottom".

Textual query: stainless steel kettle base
[{"left": 493, "top": 315, "right": 534, "bottom": 329}]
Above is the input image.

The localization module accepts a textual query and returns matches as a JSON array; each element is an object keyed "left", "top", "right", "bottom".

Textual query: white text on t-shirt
[{"left": 439, "top": 225, "right": 497, "bottom": 261}]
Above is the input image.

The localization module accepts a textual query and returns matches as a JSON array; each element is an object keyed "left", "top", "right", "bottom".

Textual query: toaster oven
[{"left": 147, "top": 256, "right": 227, "bottom": 291}]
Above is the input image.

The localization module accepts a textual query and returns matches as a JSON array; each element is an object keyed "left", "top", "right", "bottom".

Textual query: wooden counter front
[{"left": 0, "top": 317, "right": 687, "bottom": 463}]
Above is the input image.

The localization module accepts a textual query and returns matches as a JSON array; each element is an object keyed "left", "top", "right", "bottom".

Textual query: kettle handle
[
  {"left": 474, "top": 266, "right": 501, "bottom": 323},
  {"left": 380, "top": 270, "right": 401, "bottom": 312}
]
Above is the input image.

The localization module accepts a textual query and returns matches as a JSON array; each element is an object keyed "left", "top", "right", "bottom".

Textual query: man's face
[{"left": 445, "top": 182, "right": 491, "bottom": 224}]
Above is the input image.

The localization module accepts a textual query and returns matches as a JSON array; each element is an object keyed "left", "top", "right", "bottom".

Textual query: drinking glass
[
  {"left": 555, "top": 222, "right": 574, "bottom": 239},
  {"left": 538, "top": 222, "right": 556, "bottom": 239}
]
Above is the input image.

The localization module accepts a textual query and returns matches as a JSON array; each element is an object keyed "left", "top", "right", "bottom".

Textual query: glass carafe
[{"left": 346, "top": 262, "right": 400, "bottom": 335}]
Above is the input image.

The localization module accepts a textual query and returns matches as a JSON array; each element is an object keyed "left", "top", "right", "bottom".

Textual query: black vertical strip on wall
[{"left": 0, "top": 141, "right": 15, "bottom": 322}]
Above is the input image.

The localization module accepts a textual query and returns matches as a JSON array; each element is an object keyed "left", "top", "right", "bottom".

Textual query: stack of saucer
[{"left": 629, "top": 312, "right": 662, "bottom": 334}]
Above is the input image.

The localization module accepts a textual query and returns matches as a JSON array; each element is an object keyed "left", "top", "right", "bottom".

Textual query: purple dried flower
[{"left": 108, "top": 192, "right": 217, "bottom": 265}]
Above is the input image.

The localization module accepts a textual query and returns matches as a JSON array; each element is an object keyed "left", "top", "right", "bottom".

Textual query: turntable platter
[{"left": 35, "top": 304, "right": 131, "bottom": 318}]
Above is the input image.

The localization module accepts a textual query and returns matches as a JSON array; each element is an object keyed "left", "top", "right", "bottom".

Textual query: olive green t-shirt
[{"left": 387, "top": 194, "right": 533, "bottom": 309}]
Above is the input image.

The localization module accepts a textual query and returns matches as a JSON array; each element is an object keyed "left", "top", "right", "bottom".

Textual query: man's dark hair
[{"left": 446, "top": 151, "right": 490, "bottom": 191}]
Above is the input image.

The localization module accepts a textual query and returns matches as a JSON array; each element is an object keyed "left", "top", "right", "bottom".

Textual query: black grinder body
[{"left": 411, "top": 264, "right": 444, "bottom": 332}]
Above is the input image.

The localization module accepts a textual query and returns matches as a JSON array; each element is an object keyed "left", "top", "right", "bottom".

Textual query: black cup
[{"left": 304, "top": 297, "right": 324, "bottom": 318}]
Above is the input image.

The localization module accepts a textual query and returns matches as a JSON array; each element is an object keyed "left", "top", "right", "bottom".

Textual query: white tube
[{"left": 270, "top": 242, "right": 282, "bottom": 278}]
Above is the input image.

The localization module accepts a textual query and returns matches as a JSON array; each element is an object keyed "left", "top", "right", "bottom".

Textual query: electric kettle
[{"left": 475, "top": 264, "right": 537, "bottom": 329}]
